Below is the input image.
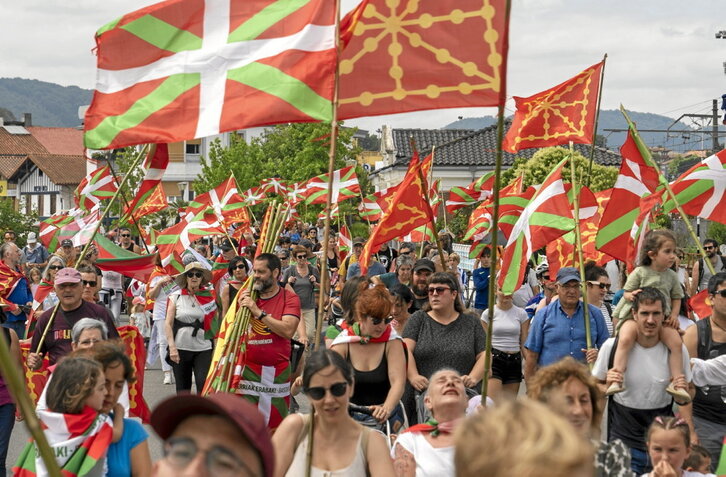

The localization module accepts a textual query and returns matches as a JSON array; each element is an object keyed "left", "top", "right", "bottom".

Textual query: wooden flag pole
[
  {"left": 585, "top": 54, "right": 608, "bottom": 187},
  {"left": 569, "top": 142, "right": 593, "bottom": 359},
  {"left": 481, "top": 0, "right": 512, "bottom": 404},
  {"left": 34, "top": 145, "right": 148, "bottom": 354},
  {"left": 105, "top": 150, "right": 151, "bottom": 254},
  {"left": 620, "top": 106, "right": 717, "bottom": 276},
  {"left": 357, "top": 188, "right": 373, "bottom": 230}
]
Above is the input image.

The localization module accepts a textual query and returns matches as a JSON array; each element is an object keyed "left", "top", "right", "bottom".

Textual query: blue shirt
[
  {"left": 346, "top": 261, "right": 387, "bottom": 280},
  {"left": 472, "top": 267, "right": 490, "bottom": 309},
  {"left": 7, "top": 276, "right": 32, "bottom": 323},
  {"left": 106, "top": 417, "right": 148, "bottom": 477},
  {"left": 524, "top": 300, "right": 609, "bottom": 366}
]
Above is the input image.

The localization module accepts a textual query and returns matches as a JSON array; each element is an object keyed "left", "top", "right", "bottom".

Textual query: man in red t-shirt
[{"left": 239, "top": 253, "right": 301, "bottom": 429}]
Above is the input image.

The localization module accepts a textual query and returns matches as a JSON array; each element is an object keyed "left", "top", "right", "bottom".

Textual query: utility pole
[{"left": 713, "top": 99, "right": 721, "bottom": 151}]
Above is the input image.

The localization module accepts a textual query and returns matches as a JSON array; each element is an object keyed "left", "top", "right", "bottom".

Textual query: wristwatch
[{"left": 257, "top": 310, "right": 268, "bottom": 320}]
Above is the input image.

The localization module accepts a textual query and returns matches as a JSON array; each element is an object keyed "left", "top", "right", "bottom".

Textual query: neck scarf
[
  {"left": 331, "top": 322, "right": 400, "bottom": 346},
  {"left": 404, "top": 417, "right": 462, "bottom": 437},
  {"left": 181, "top": 287, "right": 217, "bottom": 336}
]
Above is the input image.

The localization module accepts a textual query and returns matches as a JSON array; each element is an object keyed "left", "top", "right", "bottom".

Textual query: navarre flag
[
  {"left": 122, "top": 144, "right": 170, "bottom": 222},
  {"left": 74, "top": 165, "right": 118, "bottom": 211},
  {"left": 503, "top": 61, "right": 604, "bottom": 153},
  {"left": 689, "top": 289, "right": 711, "bottom": 321},
  {"left": 445, "top": 172, "right": 495, "bottom": 213},
  {"left": 303, "top": 166, "right": 360, "bottom": 205},
  {"left": 498, "top": 159, "right": 575, "bottom": 295},
  {"left": 338, "top": 0, "right": 509, "bottom": 119},
  {"left": 84, "top": 0, "right": 337, "bottom": 149},
  {"left": 359, "top": 152, "right": 435, "bottom": 274},
  {"left": 662, "top": 149, "right": 726, "bottom": 225},
  {"left": 118, "top": 325, "right": 152, "bottom": 423},
  {"left": 596, "top": 123, "right": 663, "bottom": 264}
]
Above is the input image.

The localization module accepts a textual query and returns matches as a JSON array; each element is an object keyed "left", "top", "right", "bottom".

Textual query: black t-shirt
[
  {"left": 377, "top": 248, "right": 398, "bottom": 271},
  {"left": 30, "top": 301, "right": 118, "bottom": 364}
]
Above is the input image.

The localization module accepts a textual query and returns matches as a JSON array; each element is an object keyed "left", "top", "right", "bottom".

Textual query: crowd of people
[{"left": 0, "top": 223, "right": 725, "bottom": 476}]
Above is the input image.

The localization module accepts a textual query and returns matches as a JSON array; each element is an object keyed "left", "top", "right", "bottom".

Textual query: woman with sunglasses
[
  {"left": 165, "top": 262, "right": 216, "bottom": 394},
  {"left": 403, "top": 272, "right": 487, "bottom": 423},
  {"left": 585, "top": 263, "right": 615, "bottom": 336},
  {"left": 40, "top": 255, "right": 65, "bottom": 311},
  {"left": 330, "top": 286, "right": 407, "bottom": 430},
  {"left": 273, "top": 349, "right": 394, "bottom": 477},
  {"left": 220, "top": 256, "right": 249, "bottom": 317},
  {"left": 282, "top": 245, "right": 320, "bottom": 347}
]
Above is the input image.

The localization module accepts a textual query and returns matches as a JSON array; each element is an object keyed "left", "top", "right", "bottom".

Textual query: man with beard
[
  {"left": 690, "top": 239, "right": 726, "bottom": 295},
  {"left": 410, "top": 259, "right": 435, "bottom": 312},
  {"left": 238, "top": 253, "right": 301, "bottom": 430},
  {"left": 27, "top": 268, "right": 118, "bottom": 369}
]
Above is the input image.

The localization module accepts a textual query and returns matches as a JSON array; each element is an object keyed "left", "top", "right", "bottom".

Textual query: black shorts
[{"left": 490, "top": 348, "right": 523, "bottom": 385}]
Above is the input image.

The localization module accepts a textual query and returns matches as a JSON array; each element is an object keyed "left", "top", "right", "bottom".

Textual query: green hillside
[{"left": 0, "top": 77, "right": 92, "bottom": 127}]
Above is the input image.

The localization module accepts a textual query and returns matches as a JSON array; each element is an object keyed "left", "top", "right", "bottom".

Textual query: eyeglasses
[
  {"left": 78, "top": 338, "right": 101, "bottom": 346},
  {"left": 48, "top": 265, "right": 63, "bottom": 270},
  {"left": 428, "top": 286, "right": 451, "bottom": 295},
  {"left": 163, "top": 437, "right": 251, "bottom": 477},
  {"left": 186, "top": 271, "right": 204, "bottom": 278},
  {"left": 233, "top": 265, "right": 247, "bottom": 271},
  {"left": 587, "top": 281, "right": 611, "bottom": 290},
  {"left": 120, "top": 234, "right": 131, "bottom": 238},
  {"left": 296, "top": 255, "right": 307, "bottom": 260},
  {"left": 82, "top": 280, "right": 97, "bottom": 287},
  {"left": 712, "top": 289, "right": 726, "bottom": 298},
  {"left": 369, "top": 316, "right": 394, "bottom": 326},
  {"left": 305, "top": 382, "right": 348, "bottom": 400}
]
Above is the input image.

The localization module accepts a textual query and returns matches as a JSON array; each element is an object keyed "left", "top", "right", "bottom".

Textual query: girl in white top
[
  {"left": 641, "top": 416, "right": 707, "bottom": 477},
  {"left": 480, "top": 291, "right": 530, "bottom": 401},
  {"left": 392, "top": 369, "right": 468, "bottom": 477},
  {"left": 273, "top": 350, "right": 393, "bottom": 477}
]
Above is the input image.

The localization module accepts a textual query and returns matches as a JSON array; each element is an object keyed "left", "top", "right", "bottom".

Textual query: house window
[
  {"left": 38, "top": 170, "right": 43, "bottom": 177},
  {"left": 185, "top": 143, "right": 200, "bottom": 154}
]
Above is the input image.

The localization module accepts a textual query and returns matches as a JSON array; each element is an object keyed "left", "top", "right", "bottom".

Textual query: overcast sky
[{"left": 4, "top": 0, "right": 725, "bottom": 133}]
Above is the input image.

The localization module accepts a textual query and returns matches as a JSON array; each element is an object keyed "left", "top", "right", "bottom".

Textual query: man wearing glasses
[
  {"left": 27, "top": 268, "right": 118, "bottom": 369},
  {"left": 683, "top": 271, "right": 726, "bottom": 471},
  {"left": 117, "top": 227, "right": 143, "bottom": 254},
  {"left": 690, "top": 239, "right": 726, "bottom": 295}
]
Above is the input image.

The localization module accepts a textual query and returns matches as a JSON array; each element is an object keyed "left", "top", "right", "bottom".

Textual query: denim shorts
[{"left": 490, "top": 348, "right": 523, "bottom": 385}]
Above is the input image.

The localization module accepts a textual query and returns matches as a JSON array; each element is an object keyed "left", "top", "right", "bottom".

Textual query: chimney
[{"left": 23, "top": 113, "right": 32, "bottom": 127}]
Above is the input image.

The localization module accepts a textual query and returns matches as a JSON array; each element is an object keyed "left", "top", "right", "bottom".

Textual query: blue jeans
[
  {"left": 3, "top": 320, "right": 25, "bottom": 340},
  {"left": 629, "top": 447, "right": 651, "bottom": 475},
  {"left": 0, "top": 403, "right": 16, "bottom": 475}
]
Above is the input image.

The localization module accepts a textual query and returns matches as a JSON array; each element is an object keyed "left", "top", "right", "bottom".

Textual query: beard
[
  {"left": 253, "top": 275, "right": 274, "bottom": 293},
  {"left": 413, "top": 282, "right": 428, "bottom": 297}
]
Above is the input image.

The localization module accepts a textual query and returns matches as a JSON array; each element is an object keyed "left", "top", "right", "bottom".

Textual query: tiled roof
[
  {"left": 391, "top": 129, "right": 477, "bottom": 159},
  {"left": 27, "top": 154, "right": 86, "bottom": 185},
  {"left": 391, "top": 123, "right": 622, "bottom": 168},
  {"left": 0, "top": 127, "right": 47, "bottom": 155},
  {"left": 0, "top": 155, "right": 28, "bottom": 179},
  {"left": 28, "top": 127, "right": 85, "bottom": 156}
]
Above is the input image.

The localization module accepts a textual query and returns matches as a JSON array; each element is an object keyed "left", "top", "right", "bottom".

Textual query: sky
[{"left": 3, "top": 0, "right": 725, "bottom": 133}]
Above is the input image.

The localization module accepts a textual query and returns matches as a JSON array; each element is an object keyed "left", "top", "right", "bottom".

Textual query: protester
[
  {"left": 324, "top": 276, "right": 370, "bottom": 345},
  {"left": 373, "top": 254, "right": 414, "bottom": 290},
  {"left": 683, "top": 271, "right": 726, "bottom": 471},
  {"left": 28, "top": 266, "right": 41, "bottom": 296},
  {"left": 283, "top": 245, "right": 320, "bottom": 346},
  {"left": 346, "top": 252, "right": 386, "bottom": 280},
  {"left": 410, "top": 258, "right": 435, "bottom": 312},
  {"left": 455, "top": 399, "right": 594, "bottom": 477},
  {"left": 528, "top": 357, "right": 633, "bottom": 477},
  {"left": 54, "top": 239, "right": 77, "bottom": 267},
  {"left": 79, "top": 265, "right": 103, "bottom": 305},
  {"left": 403, "top": 272, "right": 486, "bottom": 423},
  {"left": 151, "top": 392, "right": 274, "bottom": 477},
  {"left": 592, "top": 287, "right": 693, "bottom": 474},
  {"left": 471, "top": 248, "right": 492, "bottom": 316},
  {"left": 272, "top": 349, "right": 394, "bottom": 476},
  {"left": 523, "top": 267, "right": 609, "bottom": 382},
  {"left": 238, "top": 253, "right": 301, "bottom": 429},
  {"left": 331, "top": 286, "right": 406, "bottom": 430},
  {"left": 529, "top": 262, "right": 558, "bottom": 317},
  {"left": 642, "top": 417, "right": 702, "bottom": 477},
  {"left": 117, "top": 227, "right": 143, "bottom": 254},
  {"left": 28, "top": 268, "right": 118, "bottom": 369},
  {"left": 22, "top": 231, "right": 49, "bottom": 272},
  {"left": 0, "top": 241, "right": 32, "bottom": 338},
  {"left": 3, "top": 231, "right": 15, "bottom": 243},
  {"left": 376, "top": 241, "right": 398, "bottom": 272},
  {"left": 0, "top": 325, "right": 21, "bottom": 476},
  {"left": 338, "top": 237, "right": 364, "bottom": 286},
  {"left": 220, "top": 255, "right": 249, "bottom": 317},
  {"left": 390, "top": 283, "right": 414, "bottom": 335},
  {"left": 392, "top": 368, "right": 469, "bottom": 477},
  {"left": 165, "top": 262, "right": 215, "bottom": 394},
  {"left": 480, "top": 289, "right": 529, "bottom": 401},
  {"left": 690, "top": 239, "right": 726, "bottom": 295},
  {"left": 100, "top": 267, "right": 125, "bottom": 323},
  {"left": 447, "top": 253, "right": 468, "bottom": 295},
  {"left": 608, "top": 230, "right": 688, "bottom": 401},
  {"left": 147, "top": 262, "right": 178, "bottom": 385},
  {"left": 682, "top": 444, "right": 714, "bottom": 475},
  {"left": 512, "top": 262, "right": 541, "bottom": 308},
  {"left": 585, "top": 263, "right": 615, "bottom": 335},
  {"left": 129, "top": 296, "right": 151, "bottom": 342}
]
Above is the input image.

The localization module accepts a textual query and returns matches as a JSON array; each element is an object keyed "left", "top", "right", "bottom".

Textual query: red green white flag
[
  {"left": 338, "top": 223, "right": 352, "bottom": 253},
  {"left": 662, "top": 149, "right": 726, "bottom": 224},
  {"left": 74, "top": 165, "right": 118, "bottom": 211},
  {"left": 94, "top": 235, "right": 157, "bottom": 283},
  {"left": 242, "top": 186, "right": 266, "bottom": 206},
  {"left": 358, "top": 193, "right": 382, "bottom": 222},
  {"left": 122, "top": 144, "right": 170, "bottom": 222},
  {"left": 188, "top": 176, "right": 250, "bottom": 228},
  {"left": 303, "top": 165, "right": 360, "bottom": 205},
  {"left": 259, "top": 177, "right": 288, "bottom": 197},
  {"left": 445, "top": 172, "right": 495, "bottom": 213},
  {"left": 84, "top": 0, "right": 337, "bottom": 149},
  {"left": 156, "top": 219, "right": 225, "bottom": 274}
]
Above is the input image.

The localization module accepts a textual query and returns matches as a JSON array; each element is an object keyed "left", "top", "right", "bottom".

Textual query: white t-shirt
[
  {"left": 678, "top": 315, "right": 696, "bottom": 332},
  {"left": 481, "top": 305, "right": 529, "bottom": 352},
  {"left": 101, "top": 270, "right": 123, "bottom": 290},
  {"left": 391, "top": 432, "right": 454, "bottom": 477},
  {"left": 641, "top": 471, "right": 711, "bottom": 477},
  {"left": 593, "top": 338, "right": 692, "bottom": 409},
  {"left": 512, "top": 269, "right": 538, "bottom": 308},
  {"left": 151, "top": 275, "right": 180, "bottom": 322}
]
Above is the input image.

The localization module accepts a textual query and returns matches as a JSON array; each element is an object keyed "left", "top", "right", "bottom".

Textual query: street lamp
[
  {"left": 177, "top": 181, "right": 188, "bottom": 201},
  {"left": 716, "top": 30, "right": 726, "bottom": 39}
]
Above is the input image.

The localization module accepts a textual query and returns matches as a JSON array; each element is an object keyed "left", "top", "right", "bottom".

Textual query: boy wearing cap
[
  {"left": 54, "top": 239, "right": 77, "bottom": 267},
  {"left": 22, "top": 232, "right": 49, "bottom": 272}
]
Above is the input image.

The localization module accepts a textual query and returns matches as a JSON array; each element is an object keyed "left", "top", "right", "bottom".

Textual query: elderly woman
[
  {"left": 40, "top": 255, "right": 65, "bottom": 310},
  {"left": 528, "top": 357, "right": 632, "bottom": 477},
  {"left": 392, "top": 368, "right": 469, "bottom": 477},
  {"left": 331, "top": 286, "right": 406, "bottom": 430},
  {"left": 165, "top": 262, "right": 216, "bottom": 394},
  {"left": 373, "top": 255, "right": 414, "bottom": 290},
  {"left": 220, "top": 256, "right": 249, "bottom": 317},
  {"left": 282, "top": 245, "right": 320, "bottom": 347},
  {"left": 403, "top": 272, "right": 486, "bottom": 422},
  {"left": 273, "top": 349, "right": 394, "bottom": 476}
]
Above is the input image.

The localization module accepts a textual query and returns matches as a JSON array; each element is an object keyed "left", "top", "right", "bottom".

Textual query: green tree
[
  {"left": 0, "top": 199, "right": 38, "bottom": 247},
  {"left": 358, "top": 131, "right": 381, "bottom": 151},
  {"left": 707, "top": 221, "right": 726, "bottom": 245}
]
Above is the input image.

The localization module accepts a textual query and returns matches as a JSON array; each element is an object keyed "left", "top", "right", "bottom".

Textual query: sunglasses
[
  {"left": 82, "top": 280, "right": 97, "bottom": 287},
  {"left": 428, "top": 286, "right": 451, "bottom": 295},
  {"left": 713, "top": 289, "right": 726, "bottom": 298},
  {"left": 587, "top": 281, "right": 611, "bottom": 290},
  {"left": 305, "top": 382, "right": 348, "bottom": 400},
  {"left": 296, "top": 255, "right": 307, "bottom": 260},
  {"left": 48, "top": 265, "right": 63, "bottom": 270},
  {"left": 233, "top": 265, "right": 247, "bottom": 271},
  {"left": 120, "top": 234, "right": 131, "bottom": 237},
  {"left": 704, "top": 246, "right": 715, "bottom": 250},
  {"left": 186, "top": 271, "right": 204, "bottom": 278},
  {"left": 369, "top": 316, "right": 394, "bottom": 325}
]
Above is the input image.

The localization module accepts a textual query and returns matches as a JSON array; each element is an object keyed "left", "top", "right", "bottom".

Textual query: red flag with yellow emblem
[{"left": 503, "top": 61, "right": 604, "bottom": 153}]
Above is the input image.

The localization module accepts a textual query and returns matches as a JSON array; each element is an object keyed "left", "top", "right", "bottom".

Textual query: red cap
[
  {"left": 54, "top": 268, "right": 81, "bottom": 285},
  {"left": 150, "top": 393, "right": 274, "bottom": 477}
]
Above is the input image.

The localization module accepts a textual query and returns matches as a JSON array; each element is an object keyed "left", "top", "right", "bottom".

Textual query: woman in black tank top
[{"left": 220, "top": 256, "right": 248, "bottom": 317}]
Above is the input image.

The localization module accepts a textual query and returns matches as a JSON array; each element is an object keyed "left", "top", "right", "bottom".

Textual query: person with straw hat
[{"left": 165, "top": 261, "right": 216, "bottom": 394}]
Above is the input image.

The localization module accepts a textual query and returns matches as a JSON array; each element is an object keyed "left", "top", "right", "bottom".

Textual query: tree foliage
[{"left": 0, "top": 198, "right": 38, "bottom": 247}]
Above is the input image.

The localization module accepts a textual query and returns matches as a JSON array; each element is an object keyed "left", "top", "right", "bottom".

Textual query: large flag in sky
[
  {"left": 84, "top": 0, "right": 337, "bottom": 149},
  {"left": 503, "top": 61, "right": 604, "bottom": 153},
  {"left": 498, "top": 159, "right": 575, "bottom": 295},
  {"left": 662, "top": 149, "right": 726, "bottom": 225},
  {"left": 122, "top": 144, "right": 170, "bottom": 222},
  {"left": 338, "top": 0, "right": 509, "bottom": 119},
  {"left": 74, "top": 165, "right": 118, "bottom": 211}
]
